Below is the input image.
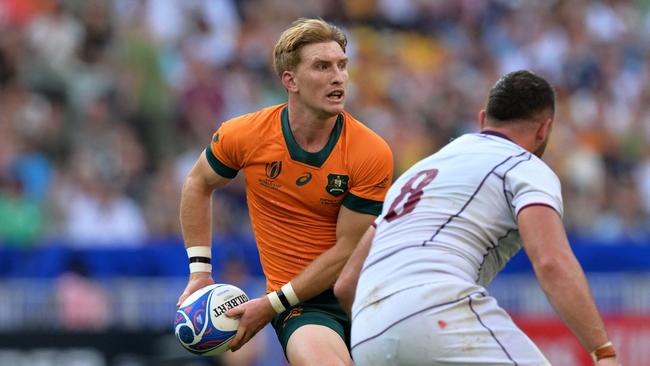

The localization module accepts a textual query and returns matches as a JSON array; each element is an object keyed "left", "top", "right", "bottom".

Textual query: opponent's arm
[
  {"left": 334, "top": 225, "right": 375, "bottom": 316},
  {"left": 177, "top": 150, "right": 232, "bottom": 306},
  {"left": 226, "top": 206, "right": 375, "bottom": 351},
  {"left": 519, "top": 205, "right": 619, "bottom": 365}
]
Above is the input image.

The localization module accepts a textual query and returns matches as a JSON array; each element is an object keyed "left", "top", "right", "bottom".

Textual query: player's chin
[{"left": 322, "top": 99, "right": 345, "bottom": 115}]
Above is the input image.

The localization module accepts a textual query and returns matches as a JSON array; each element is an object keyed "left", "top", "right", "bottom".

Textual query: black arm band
[
  {"left": 276, "top": 289, "right": 291, "bottom": 309},
  {"left": 189, "top": 256, "right": 211, "bottom": 264}
]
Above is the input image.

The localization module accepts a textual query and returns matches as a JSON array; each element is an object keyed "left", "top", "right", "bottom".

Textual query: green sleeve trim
[
  {"left": 342, "top": 193, "right": 383, "bottom": 216},
  {"left": 205, "top": 145, "right": 238, "bottom": 179}
]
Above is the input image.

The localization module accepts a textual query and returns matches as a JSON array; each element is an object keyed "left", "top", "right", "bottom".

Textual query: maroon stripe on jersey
[
  {"left": 516, "top": 202, "right": 560, "bottom": 218},
  {"left": 468, "top": 294, "right": 519, "bottom": 365}
]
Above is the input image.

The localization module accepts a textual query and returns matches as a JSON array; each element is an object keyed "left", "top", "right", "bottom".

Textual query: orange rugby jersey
[{"left": 207, "top": 103, "right": 393, "bottom": 292}]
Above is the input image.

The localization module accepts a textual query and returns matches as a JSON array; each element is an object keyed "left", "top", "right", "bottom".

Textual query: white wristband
[
  {"left": 187, "top": 246, "right": 211, "bottom": 258},
  {"left": 189, "top": 262, "right": 212, "bottom": 273},
  {"left": 281, "top": 283, "right": 300, "bottom": 306},
  {"left": 187, "top": 246, "right": 212, "bottom": 273},
  {"left": 267, "top": 291, "right": 286, "bottom": 314}
]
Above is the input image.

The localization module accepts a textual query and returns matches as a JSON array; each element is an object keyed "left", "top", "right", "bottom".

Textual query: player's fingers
[
  {"left": 229, "top": 326, "right": 247, "bottom": 351},
  {"left": 176, "top": 292, "right": 189, "bottom": 307},
  {"left": 234, "top": 333, "right": 252, "bottom": 352},
  {"left": 225, "top": 303, "right": 246, "bottom": 318},
  {"left": 177, "top": 279, "right": 210, "bottom": 306},
  {"left": 231, "top": 330, "right": 255, "bottom": 352}
]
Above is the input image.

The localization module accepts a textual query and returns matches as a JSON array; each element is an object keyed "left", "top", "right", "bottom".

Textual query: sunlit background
[{"left": 1, "top": 0, "right": 649, "bottom": 365}]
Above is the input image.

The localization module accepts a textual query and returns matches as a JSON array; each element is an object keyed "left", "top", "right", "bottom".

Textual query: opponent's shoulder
[
  {"left": 532, "top": 155, "right": 561, "bottom": 186},
  {"left": 522, "top": 153, "right": 560, "bottom": 181},
  {"left": 506, "top": 152, "right": 562, "bottom": 195},
  {"left": 506, "top": 153, "right": 563, "bottom": 217}
]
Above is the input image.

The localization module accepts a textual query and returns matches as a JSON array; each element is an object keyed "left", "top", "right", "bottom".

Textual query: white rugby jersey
[{"left": 354, "top": 131, "right": 563, "bottom": 311}]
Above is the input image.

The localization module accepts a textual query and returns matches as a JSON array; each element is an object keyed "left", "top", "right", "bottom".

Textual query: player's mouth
[{"left": 326, "top": 90, "right": 344, "bottom": 102}]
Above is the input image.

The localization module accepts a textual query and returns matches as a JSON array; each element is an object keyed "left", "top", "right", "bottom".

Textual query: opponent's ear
[
  {"left": 478, "top": 110, "right": 487, "bottom": 130},
  {"left": 282, "top": 71, "right": 298, "bottom": 92},
  {"left": 536, "top": 117, "right": 553, "bottom": 142}
]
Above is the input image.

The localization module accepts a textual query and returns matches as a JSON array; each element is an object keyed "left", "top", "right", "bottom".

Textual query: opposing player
[
  {"left": 177, "top": 18, "right": 393, "bottom": 365},
  {"left": 335, "top": 71, "right": 619, "bottom": 365}
]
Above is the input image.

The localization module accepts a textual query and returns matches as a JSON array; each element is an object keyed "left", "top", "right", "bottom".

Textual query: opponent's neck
[{"left": 481, "top": 127, "right": 535, "bottom": 152}]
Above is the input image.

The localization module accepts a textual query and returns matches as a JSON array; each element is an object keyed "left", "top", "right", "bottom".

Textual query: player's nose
[{"left": 332, "top": 66, "right": 347, "bottom": 84}]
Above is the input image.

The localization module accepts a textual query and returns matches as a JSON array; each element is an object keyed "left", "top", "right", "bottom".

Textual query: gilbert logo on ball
[{"left": 174, "top": 284, "right": 249, "bottom": 355}]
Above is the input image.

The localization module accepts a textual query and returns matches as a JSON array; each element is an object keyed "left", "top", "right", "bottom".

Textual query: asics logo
[{"left": 296, "top": 172, "right": 312, "bottom": 186}]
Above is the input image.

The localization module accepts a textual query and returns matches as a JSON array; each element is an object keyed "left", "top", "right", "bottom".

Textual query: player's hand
[
  {"left": 176, "top": 272, "right": 214, "bottom": 306},
  {"left": 596, "top": 357, "right": 620, "bottom": 366},
  {"left": 225, "top": 295, "right": 276, "bottom": 351}
]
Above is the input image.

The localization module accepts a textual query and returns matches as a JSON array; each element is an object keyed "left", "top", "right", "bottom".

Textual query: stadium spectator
[{"left": 0, "top": 171, "right": 43, "bottom": 247}]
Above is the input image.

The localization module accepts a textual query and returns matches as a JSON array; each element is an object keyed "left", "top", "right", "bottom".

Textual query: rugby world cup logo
[{"left": 265, "top": 161, "right": 282, "bottom": 179}]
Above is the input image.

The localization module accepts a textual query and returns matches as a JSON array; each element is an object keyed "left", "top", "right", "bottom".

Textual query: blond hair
[{"left": 273, "top": 18, "right": 347, "bottom": 77}]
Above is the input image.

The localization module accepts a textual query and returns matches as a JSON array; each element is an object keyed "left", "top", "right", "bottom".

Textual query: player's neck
[
  {"left": 481, "top": 127, "right": 536, "bottom": 153},
  {"left": 287, "top": 104, "right": 338, "bottom": 153}
]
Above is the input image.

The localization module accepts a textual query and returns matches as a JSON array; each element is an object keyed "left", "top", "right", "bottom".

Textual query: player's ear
[
  {"left": 478, "top": 110, "right": 487, "bottom": 130},
  {"left": 536, "top": 117, "right": 553, "bottom": 142},
  {"left": 282, "top": 70, "right": 298, "bottom": 92}
]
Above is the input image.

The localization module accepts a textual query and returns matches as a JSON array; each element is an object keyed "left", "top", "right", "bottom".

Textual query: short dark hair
[{"left": 486, "top": 70, "right": 555, "bottom": 123}]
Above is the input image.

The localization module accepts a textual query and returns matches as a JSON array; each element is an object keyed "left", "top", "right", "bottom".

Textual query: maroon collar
[{"left": 481, "top": 130, "right": 513, "bottom": 142}]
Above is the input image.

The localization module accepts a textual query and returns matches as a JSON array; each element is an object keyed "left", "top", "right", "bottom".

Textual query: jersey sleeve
[
  {"left": 205, "top": 121, "right": 245, "bottom": 179},
  {"left": 342, "top": 138, "right": 394, "bottom": 216},
  {"left": 505, "top": 158, "right": 564, "bottom": 218}
]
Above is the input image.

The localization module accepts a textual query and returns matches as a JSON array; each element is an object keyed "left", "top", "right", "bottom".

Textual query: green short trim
[{"left": 270, "top": 289, "right": 350, "bottom": 358}]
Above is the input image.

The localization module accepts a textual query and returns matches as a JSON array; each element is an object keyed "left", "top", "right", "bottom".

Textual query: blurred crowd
[{"left": 1, "top": 0, "right": 650, "bottom": 249}]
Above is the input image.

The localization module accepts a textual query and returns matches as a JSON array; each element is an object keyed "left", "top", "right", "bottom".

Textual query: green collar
[{"left": 281, "top": 106, "right": 343, "bottom": 167}]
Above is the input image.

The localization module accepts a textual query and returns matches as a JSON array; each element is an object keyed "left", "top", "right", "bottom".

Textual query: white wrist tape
[
  {"left": 187, "top": 246, "right": 211, "bottom": 258},
  {"left": 187, "top": 246, "right": 212, "bottom": 273},
  {"left": 267, "top": 291, "right": 286, "bottom": 314},
  {"left": 189, "top": 262, "right": 212, "bottom": 273},
  {"left": 281, "top": 283, "right": 300, "bottom": 306}
]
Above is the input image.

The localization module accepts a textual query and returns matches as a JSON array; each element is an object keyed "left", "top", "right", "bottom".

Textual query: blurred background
[{"left": 0, "top": 0, "right": 649, "bottom": 365}]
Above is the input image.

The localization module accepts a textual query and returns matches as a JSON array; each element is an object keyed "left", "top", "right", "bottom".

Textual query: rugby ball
[{"left": 174, "top": 284, "right": 249, "bottom": 355}]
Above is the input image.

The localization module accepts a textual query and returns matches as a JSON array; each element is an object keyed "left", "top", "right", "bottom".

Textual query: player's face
[{"left": 292, "top": 41, "right": 348, "bottom": 118}]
